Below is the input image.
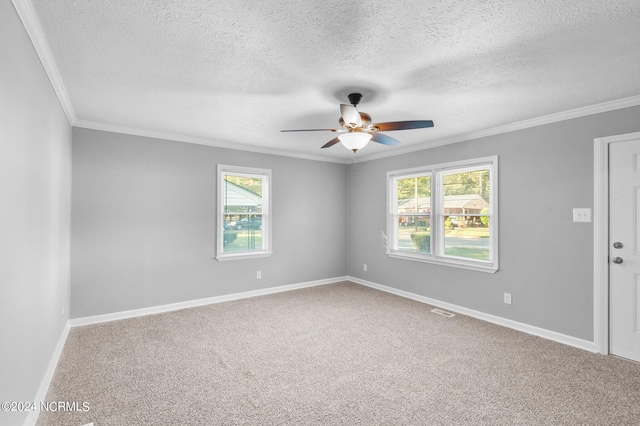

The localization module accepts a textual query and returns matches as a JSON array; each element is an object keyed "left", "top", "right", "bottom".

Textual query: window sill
[
  {"left": 387, "top": 251, "right": 498, "bottom": 273},
  {"left": 216, "top": 251, "right": 273, "bottom": 261}
]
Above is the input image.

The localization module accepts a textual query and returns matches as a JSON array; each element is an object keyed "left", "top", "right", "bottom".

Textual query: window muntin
[
  {"left": 387, "top": 157, "right": 498, "bottom": 272},
  {"left": 217, "top": 165, "right": 271, "bottom": 260}
]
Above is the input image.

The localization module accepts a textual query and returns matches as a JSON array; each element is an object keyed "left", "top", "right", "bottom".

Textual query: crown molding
[
  {"left": 74, "top": 120, "right": 350, "bottom": 164},
  {"left": 14, "top": 0, "right": 640, "bottom": 164},
  {"left": 11, "top": 0, "right": 77, "bottom": 125},
  {"left": 77, "top": 92, "right": 640, "bottom": 165},
  {"left": 353, "top": 94, "right": 640, "bottom": 163}
]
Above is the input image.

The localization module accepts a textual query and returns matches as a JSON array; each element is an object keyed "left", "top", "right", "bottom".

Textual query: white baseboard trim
[
  {"left": 69, "top": 275, "right": 600, "bottom": 353},
  {"left": 24, "top": 320, "right": 71, "bottom": 426},
  {"left": 70, "top": 276, "right": 348, "bottom": 327},
  {"left": 349, "top": 276, "right": 600, "bottom": 353},
  {"left": 29, "top": 274, "right": 599, "bottom": 426}
]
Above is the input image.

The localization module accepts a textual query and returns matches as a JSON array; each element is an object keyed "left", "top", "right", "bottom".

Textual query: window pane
[
  {"left": 223, "top": 175, "right": 263, "bottom": 214},
  {"left": 396, "top": 176, "right": 431, "bottom": 214},
  {"left": 396, "top": 215, "right": 430, "bottom": 254},
  {"left": 443, "top": 169, "right": 490, "bottom": 204},
  {"left": 217, "top": 165, "right": 271, "bottom": 260},
  {"left": 442, "top": 168, "right": 491, "bottom": 261},
  {"left": 223, "top": 214, "right": 263, "bottom": 253},
  {"left": 443, "top": 220, "right": 490, "bottom": 261}
]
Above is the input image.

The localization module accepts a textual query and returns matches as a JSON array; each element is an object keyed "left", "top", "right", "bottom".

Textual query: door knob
[
  {"left": 613, "top": 242, "right": 623, "bottom": 249},
  {"left": 612, "top": 257, "right": 623, "bottom": 264}
]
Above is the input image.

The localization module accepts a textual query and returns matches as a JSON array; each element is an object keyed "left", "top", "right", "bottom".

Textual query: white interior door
[{"left": 609, "top": 137, "right": 640, "bottom": 362}]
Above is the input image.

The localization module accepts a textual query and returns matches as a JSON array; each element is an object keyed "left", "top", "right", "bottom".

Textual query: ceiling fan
[{"left": 281, "top": 93, "right": 434, "bottom": 153}]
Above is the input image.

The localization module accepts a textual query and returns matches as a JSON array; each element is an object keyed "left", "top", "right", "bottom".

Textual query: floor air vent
[{"left": 431, "top": 308, "right": 455, "bottom": 318}]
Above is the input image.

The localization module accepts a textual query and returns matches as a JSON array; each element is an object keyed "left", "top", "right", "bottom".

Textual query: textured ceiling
[{"left": 29, "top": 0, "right": 640, "bottom": 161}]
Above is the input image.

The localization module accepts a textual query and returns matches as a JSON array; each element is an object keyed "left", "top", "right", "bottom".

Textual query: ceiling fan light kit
[
  {"left": 281, "top": 93, "right": 434, "bottom": 153},
  {"left": 338, "top": 132, "right": 373, "bottom": 153}
]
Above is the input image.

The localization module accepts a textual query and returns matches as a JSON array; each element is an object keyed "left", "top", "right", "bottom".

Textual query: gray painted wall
[
  {"left": 0, "top": 3, "right": 72, "bottom": 425},
  {"left": 347, "top": 106, "right": 640, "bottom": 341},
  {"left": 71, "top": 128, "right": 348, "bottom": 318},
  {"left": 72, "top": 106, "right": 640, "bottom": 341}
]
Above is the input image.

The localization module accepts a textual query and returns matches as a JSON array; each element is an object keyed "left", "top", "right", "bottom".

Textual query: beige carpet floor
[{"left": 38, "top": 281, "right": 640, "bottom": 425}]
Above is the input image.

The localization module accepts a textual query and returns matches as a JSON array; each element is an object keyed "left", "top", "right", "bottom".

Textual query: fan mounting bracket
[{"left": 347, "top": 93, "right": 362, "bottom": 107}]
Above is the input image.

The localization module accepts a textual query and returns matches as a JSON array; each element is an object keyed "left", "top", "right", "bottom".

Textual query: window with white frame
[
  {"left": 216, "top": 165, "right": 272, "bottom": 260},
  {"left": 387, "top": 156, "right": 498, "bottom": 272}
]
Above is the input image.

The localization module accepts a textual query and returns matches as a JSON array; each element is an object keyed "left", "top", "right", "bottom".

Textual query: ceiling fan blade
[
  {"left": 370, "top": 132, "right": 400, "bottom": 146},
  {"left": 340, "top": 104, "right": 362, "bottom": 128},
  {"left": 281, "top": 128, "right": 340, "bottom": 132},
  {"left": 372, "top": 120, "right": 434, "bottom": 131},
  {"left": 321, "top": 137, "right": 341, "bottom": 149}
]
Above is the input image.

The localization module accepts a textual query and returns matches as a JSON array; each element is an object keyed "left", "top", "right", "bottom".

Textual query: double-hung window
[
  {"left": 216, "top": 165, "right": 272, "bottom": 261},
  {"left": 387, "top": 156, "right": 498, "bottom": 272}
]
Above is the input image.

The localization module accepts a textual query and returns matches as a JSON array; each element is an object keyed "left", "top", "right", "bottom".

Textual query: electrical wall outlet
[
  {"left": 572, "top": 208, "right": 591, "bottom": 223},
  {"left": 504, "top": 293, "right": 512, "bottom": 305},
  {"left": 363, "top": 264, "right": 367, "bottom": 272},
  {"left": 256, "top": 271, "right": 262, "bottom": 280}
]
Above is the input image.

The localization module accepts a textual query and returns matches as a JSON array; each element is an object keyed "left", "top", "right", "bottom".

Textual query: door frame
[{"left": 594, "top": 131, "right": 640, "bottom": 355}]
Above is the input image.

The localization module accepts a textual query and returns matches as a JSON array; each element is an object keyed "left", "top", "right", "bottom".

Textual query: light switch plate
[{"left": 572, "top": 208, "right": 591, "bottom": 223}]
